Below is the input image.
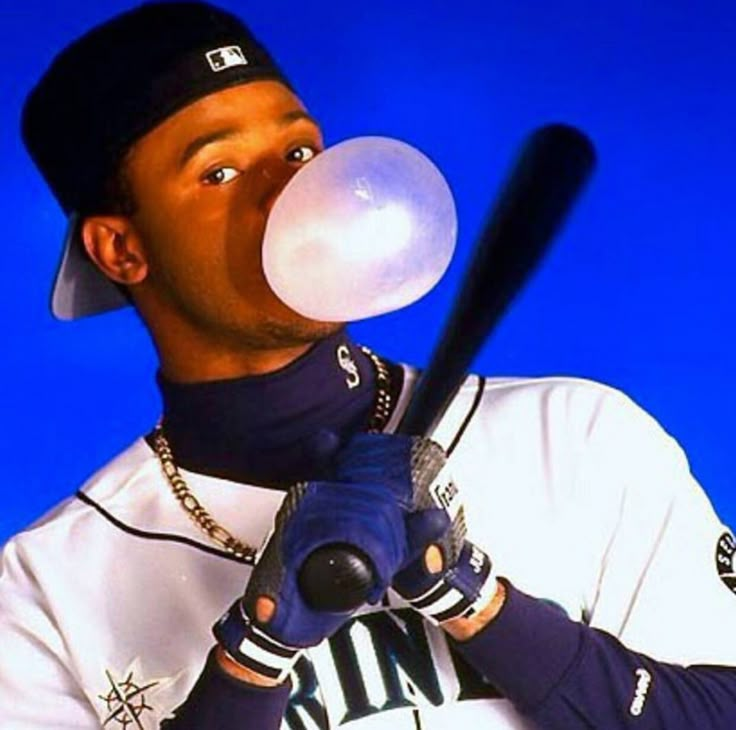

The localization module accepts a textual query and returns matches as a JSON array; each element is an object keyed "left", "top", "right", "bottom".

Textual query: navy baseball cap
[{"left": 22, "top": 1, "right": 293, "bottom": 320}]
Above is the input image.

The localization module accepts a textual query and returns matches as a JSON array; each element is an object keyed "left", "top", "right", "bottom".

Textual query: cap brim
[{"left": 51, "top": 213, "right": 130, "bottom": 320}]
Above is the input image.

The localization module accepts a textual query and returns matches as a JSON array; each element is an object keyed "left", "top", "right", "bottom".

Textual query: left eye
[
  {"left": 202, "top": 167, "right": 240, "bottom": 185},
  {"left": 287, "top": 145, "right": 318, "bottom": 164}
]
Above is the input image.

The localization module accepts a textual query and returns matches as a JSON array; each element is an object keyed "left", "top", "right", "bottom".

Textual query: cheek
[
  {"left": 213, "top": 190, "right": 274, "bottom": 290},
  {"left": 131, "top": 204, "right": 213, "bottom": 297},
  {"left": 218, "top": 208, "right": 307, "bottom": 315},
  {"left": 133, "top": 179, "right": 284, "bottom": 307}
]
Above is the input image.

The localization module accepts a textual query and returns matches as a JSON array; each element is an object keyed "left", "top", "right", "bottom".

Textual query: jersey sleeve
[
  {"left": 452, "top": 580, "right": 736, "bottom": 728},
  {"left": 161, "top": 648, "right": 291, "bottom": 729},
  {"left": 577, "top": 387, "right": 735, "bottom": 665},
  {"left": 0, "top": 538, "right": 100, "bottom": 728},
  {"left": 449, "top": 385, "right": 736, "bottom": 727}
]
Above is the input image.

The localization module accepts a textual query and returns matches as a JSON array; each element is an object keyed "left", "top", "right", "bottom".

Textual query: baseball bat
[{"left": 297, "top": 123, "right": 597, "bottom": 612}]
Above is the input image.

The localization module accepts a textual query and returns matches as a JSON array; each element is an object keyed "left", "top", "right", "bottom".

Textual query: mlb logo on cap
[{"left": 206, "top": 45, "right": 248, "bottom": 72}]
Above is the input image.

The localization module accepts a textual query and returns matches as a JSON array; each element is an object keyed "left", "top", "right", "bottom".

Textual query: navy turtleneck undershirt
[{"left": 155, "top": 330, "right": 403, "bottom": 488}]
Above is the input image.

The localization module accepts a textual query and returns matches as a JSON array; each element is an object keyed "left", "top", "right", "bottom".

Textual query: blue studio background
[{"left": 1, "top": 1, "right": 734, "bottom": 542}]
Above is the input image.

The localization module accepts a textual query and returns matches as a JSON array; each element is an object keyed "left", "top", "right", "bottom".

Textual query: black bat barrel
[
  {"left": 298, "top": 124, "right": 597, "bottom": 613},
  {"left": 400, "top": 123, "right": 596, "bottom": 435}
]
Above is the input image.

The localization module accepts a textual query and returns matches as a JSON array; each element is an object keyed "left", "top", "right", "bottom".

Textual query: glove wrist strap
[
  {"left": 213, "top": 600, "right": 302, "bottom": 683},
  {"left": 407, "top": 542, "right": 498, "bottom": 625}
]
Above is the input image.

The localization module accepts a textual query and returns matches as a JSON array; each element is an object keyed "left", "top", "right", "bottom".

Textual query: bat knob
[{"left": 297, "top": 543, "right": 376, "bottom": 612}]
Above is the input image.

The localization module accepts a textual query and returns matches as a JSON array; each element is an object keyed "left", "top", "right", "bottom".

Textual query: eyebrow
[
  {"left": 178, "top": 128, "right": 239, "bottom": 170},
  {"left": 178, "top": 110, "right": 320, "bottom": 170},
  {"left": 279, "top": 109, "right": 318, "bottom": 127}
]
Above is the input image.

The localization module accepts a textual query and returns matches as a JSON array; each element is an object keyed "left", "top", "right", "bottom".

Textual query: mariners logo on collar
[
  {"left": 337, "top": 344, "right": 361, "bottom": 389},
  {"left": 716, "top": 532, "right": 736, "bottom": 595}
]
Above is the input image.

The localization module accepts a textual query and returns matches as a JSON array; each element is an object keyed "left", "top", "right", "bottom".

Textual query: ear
[{"left": 79, "top": 216, "right": 148, "bottom": 286}]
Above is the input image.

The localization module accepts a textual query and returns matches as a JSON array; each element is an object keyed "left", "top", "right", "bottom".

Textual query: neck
[
  {"left": 156, "top": 330, "right": 397, "bottom": 486},
  {"left": 137, "top": 292, "right": 343, "bottom": 382},
  {"left": 160, "top": 340, "right": 315, "bottom": 382}
]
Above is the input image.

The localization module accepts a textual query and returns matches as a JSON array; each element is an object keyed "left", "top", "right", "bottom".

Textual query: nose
[{"left": 258, "top": 157, "right": 300, "bottom": 215}]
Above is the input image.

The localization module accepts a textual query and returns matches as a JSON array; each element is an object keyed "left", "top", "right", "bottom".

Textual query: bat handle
[{"left": 297, "top": 543, "right": 376, "bottom": 612}]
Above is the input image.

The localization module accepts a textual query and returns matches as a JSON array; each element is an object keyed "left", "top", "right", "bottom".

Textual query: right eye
[{"left": 202, "top": 167, "right": 241, "bottom": 186}]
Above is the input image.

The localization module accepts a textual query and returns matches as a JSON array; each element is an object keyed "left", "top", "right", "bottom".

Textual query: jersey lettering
[
  {"left": 450, "top": 650, "right": 504, "bottom": 701},
  {"left": 285, "top": 657, "right": 329, "bottom": 730},
  {"left": 284, "top": 609, "right": 501, "bottom": 729}
]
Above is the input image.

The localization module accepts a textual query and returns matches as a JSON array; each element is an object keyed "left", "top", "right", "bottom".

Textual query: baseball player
[{"left": 3, "top": 2, "right": 735, "bottom": 728}]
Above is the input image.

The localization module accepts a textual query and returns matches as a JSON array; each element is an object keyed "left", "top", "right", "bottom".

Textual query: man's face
[{"left": 123, "top": 80, "right": 339, "bottom": 348}]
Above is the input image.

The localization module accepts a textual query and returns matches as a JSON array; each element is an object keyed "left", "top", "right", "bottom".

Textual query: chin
[
  {"left": 261, "top": 294, "right": 344, "bottom": 340},
  {"left": 220, "top": 285, "right": 345, "bottom": 348},
  {"left": 256, "top": 317, "right": 344, "bottom": 349}
]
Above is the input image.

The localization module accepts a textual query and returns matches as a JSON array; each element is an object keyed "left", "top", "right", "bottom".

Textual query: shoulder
[
  {"left": 464, "top": 373, "right": 694, "bottom": 509},
  {"left": 477, "top": 374, "right": 690, "bottom": 485},
  {"left": 1, "top": 437, "right": 158, "bottom": 562},
  {"left": 474, "top": 374, "right": 678, "bottom": 452},
  {"left": 395, "top": 365, "right": 665, "bottom": 453},
  {"left": 396, "top": 366, "right": 694, "bottom": 512},
  {"left": 475, "top": 373, "right": 645, "bottom": 424}
]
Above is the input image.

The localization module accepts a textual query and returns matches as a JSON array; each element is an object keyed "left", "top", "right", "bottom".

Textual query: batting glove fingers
[{"left": 214, "top": 478, "right": 407, "bottom": 682}]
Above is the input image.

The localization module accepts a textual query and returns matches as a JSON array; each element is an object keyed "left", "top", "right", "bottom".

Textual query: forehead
[{"left": 128, "top": 80, "right": 314, "bottom": 165}]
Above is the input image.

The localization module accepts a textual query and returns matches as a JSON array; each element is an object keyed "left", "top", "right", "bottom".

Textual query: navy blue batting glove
[
  {"left": 336, "top": 433, "right": 499, "bottom": 625},
  {"left": 393, "top": 533, "right": 499, "bottom": 625},
  {"left": 213, "top": 476, "right": 407, "bottom": 682}
]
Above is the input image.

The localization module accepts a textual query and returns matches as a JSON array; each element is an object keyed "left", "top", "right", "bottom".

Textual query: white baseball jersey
[{"left": 0, "top": 372, "right": 733, "bottom": 729}]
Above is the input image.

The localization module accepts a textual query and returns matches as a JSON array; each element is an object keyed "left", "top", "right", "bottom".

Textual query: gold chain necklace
[{"left": 152, "top": 346, "right": 392, "bottom": 564}]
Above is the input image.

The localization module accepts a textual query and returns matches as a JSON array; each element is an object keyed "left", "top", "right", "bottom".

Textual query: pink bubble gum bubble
[{"left": 262, "top": 137, "right": 457, "bottom": 322}]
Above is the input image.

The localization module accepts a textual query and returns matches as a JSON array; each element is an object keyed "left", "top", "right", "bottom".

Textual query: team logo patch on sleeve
[
  {"left": 715, "top": 532, "right": 736, "bottom": 595},
  {"left": 99, "top": 668, "right": 159, "bottom": 728},
  {"left": 97, "top": 660, "right": 181, "bottom": 729}
]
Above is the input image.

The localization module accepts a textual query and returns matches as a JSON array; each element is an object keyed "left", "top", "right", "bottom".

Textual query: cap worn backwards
[{"left": 22, "top": 0, "right": 293, "bottom": 320}]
